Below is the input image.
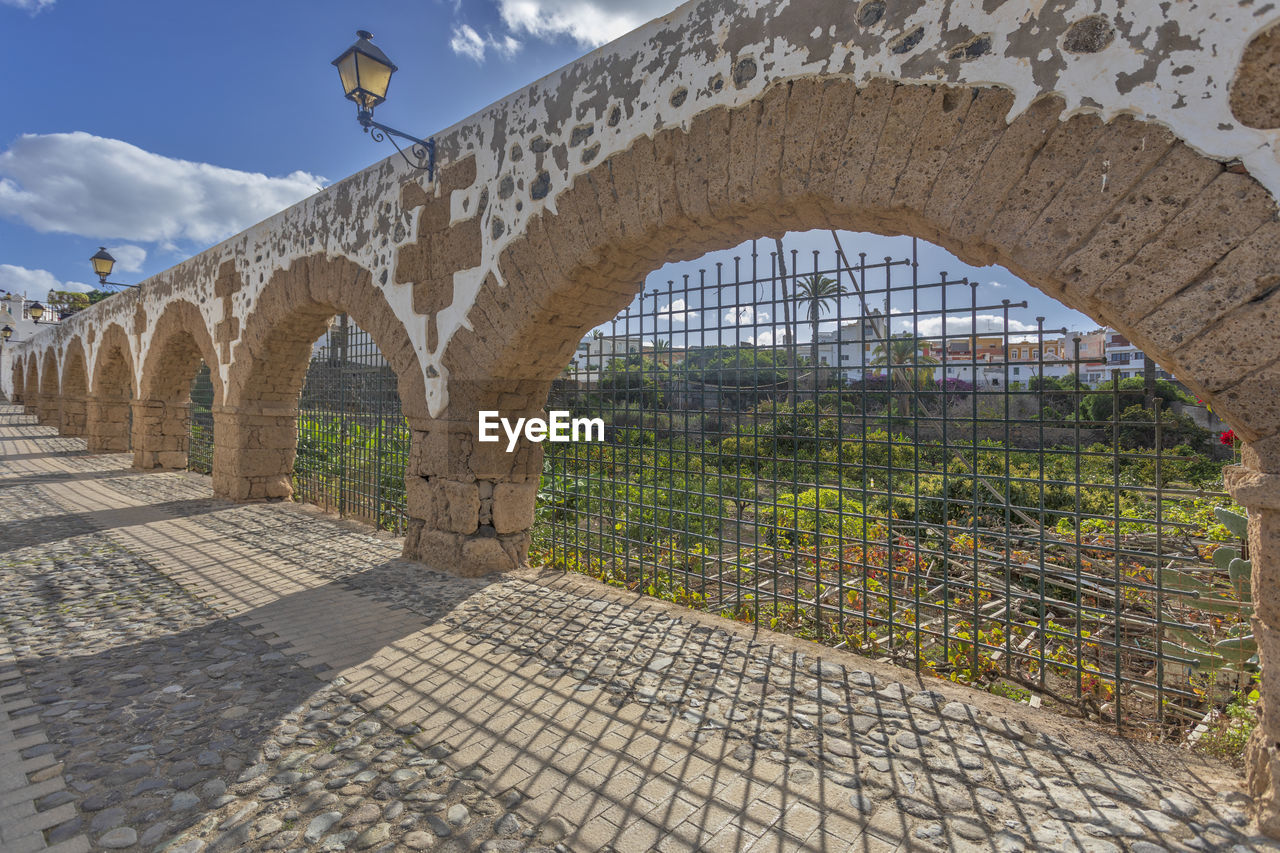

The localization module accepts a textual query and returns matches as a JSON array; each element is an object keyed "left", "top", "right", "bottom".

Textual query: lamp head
[
  {"left": 333, "top": 30, "right": 397, "bottom": 115},
  {"left": 90, "top": 247, "right": 116, "bottom": 283}
]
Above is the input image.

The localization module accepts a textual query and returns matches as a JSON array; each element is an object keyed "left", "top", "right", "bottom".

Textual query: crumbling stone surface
[{"left": 1233, "top": 22, "right": 1280, "bottom": 129}]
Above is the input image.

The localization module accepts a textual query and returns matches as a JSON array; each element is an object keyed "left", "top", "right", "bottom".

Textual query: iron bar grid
[
  {"left": 189, "top": 363, "right": 214, "bottom": 474},
  {"left": 536, "top": 236, "right": 1244, "bottom": 737},
  {"left": 292, "top": 315, "right": 409, "bottom": 535}
]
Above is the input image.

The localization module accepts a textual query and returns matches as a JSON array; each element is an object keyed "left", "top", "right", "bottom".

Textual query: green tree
[
  {"left": 870, "top": 334, "right": 939, "bottom": 398},
  {"left": 1080, "top": 376, "right": 1190, "bottom": 422},
  {"left": 47, "top": 290, "right": 90, "bottom": 317},
  {"left": 600, "top": 353, "right": 667, "bottom": 408}
]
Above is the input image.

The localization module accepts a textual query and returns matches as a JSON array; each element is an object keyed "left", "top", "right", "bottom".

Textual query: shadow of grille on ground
[{"left": 0, "top": 406, "right": 1276, "bottom": 852}]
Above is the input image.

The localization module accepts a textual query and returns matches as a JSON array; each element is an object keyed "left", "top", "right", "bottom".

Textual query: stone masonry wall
[{"left": 11, "top": 0, "right": 1280, "bottom": 831}]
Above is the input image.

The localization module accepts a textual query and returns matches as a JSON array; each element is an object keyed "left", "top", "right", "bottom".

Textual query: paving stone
[{"left": 99, "top": 827, "right": 138, "bottom": 848}]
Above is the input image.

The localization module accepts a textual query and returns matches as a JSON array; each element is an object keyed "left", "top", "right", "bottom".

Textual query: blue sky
[{"left": 0, "top": 0, "right": 1095, "bottom": 338}]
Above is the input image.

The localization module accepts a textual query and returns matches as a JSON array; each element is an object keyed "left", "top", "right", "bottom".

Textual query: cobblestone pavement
[{"left": 1, "top": 404, "right": 1278, "bottom": 853}]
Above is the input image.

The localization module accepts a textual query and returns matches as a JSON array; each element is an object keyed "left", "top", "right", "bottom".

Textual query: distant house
[{"left": 814, "top": 312, "right": 885, "bottom": 379}]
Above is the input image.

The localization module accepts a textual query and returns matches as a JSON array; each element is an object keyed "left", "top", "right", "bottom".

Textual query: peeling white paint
[{"left": 10, "top": 0, "right": 1279, "bottom": 420}]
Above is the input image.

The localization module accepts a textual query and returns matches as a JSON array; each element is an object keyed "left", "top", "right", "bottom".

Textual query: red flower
[{"left": 1220, "top": 429, "right": 1236, "bottom": 446}]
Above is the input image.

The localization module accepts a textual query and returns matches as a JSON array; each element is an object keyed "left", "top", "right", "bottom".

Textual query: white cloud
[
  {"left": 0, "top": 265, "right": 95, "bottom": 301},
  {"left": 106, "top": 244, "right": 146, "bottom": 274},
  {"left": 724, "top": 306, "right": 770, "bottom": 326},
  {"left": 449, "top": 24, "right": 521, "bottom": 62},
  {"left": 0, "top": 132, "right": 324, "bottom": 247},
  {"left": 0, "top": 0, "right": 55, "bottom": 11},
  {"left": 902, "top": 314, "right": 1039, "bottom": 337},
  {"left": 745, "top": 326, "right": 788, "bottom": 347},
  {"left": 988, "top": 280, "right": 1006, "bottom": 289},
  {"left": 497, "top": 0, "right": 678, "bottom": 46},
  {"left": 656, "top": 298, "right": 698, "bottom": 325}
]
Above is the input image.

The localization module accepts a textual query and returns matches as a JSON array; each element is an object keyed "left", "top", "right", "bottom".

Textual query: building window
[{"left": 1013, "top": 367, "right": 1020, "bottom": 375}]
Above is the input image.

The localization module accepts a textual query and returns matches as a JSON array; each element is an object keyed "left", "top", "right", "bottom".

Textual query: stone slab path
[{"left": 0, "top": 403, "right": 1276, "bottom": 853}]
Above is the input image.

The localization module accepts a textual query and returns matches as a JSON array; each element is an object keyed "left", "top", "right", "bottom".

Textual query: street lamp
[
  {"left": 89, "top": 248, "right": 139, "bottom": 289},
  {"left": 1, "top": 326, "right": 12, "bottom": 342},
  {"left": 27, "top": 302, "right": 44, "bottom": 322},
  {"left": 333, "top": 30, "right": 435, "bottom": 181}
]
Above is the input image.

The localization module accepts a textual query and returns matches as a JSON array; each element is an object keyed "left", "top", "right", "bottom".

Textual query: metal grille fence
[
  {"left": 292, "top": 314, "right": 409, "bottom": 534},
  {"left": 189, "top": 363, "right": 214, "bottom": 474},
  {"left": 537, "top": 236, "right": 1247, "bottom": 737}
]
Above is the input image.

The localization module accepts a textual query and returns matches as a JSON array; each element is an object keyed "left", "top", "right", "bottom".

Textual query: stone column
[
  {"left": 37, "top": 395, "right": 59, "bottom": 427},
  {"left": 401, "top": 382, "right": 546, "bottom": 576},
  {"left": 86, "top": 396, "right": 132, "bottom": 452},
  {"left": 1227, "top": 463, "right": 1280, "bottom": 836},
  {"left": 59, "top": 394, "right": 87, "bottom": 437},
  {"left": 211, "top": 404, "right": 297, "bottom": 501},
  {"left": 132, "top": 399, "right": 191, "bottom": 469}
]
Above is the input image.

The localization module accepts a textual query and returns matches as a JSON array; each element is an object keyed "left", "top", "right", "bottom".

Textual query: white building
[
  {"left": 1101, "top": 330, "right": 1172, "bottom": 383},
  {"left": 814, "top": 312, "right": 887, "bottom": 379},
  {"left": 572, "top": 333, "right": 650, "bottom": 380},
  {"left": 0, "top": 293, "right": 56, "bottom": 400}
]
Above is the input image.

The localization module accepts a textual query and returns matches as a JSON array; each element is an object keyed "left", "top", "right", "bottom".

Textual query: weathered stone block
[
  {"left": 1094, "top": 172, "right": 1277, "bottom": 324},
  {"left": 492, "top": 482, "right": 537, "bottom": 534}
]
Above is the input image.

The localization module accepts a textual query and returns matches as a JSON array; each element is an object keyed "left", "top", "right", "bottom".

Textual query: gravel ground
[
  {"left": 0, "top": 481, "right": 561, "bottom": 852},
  {"left": 4, "top": 428, "right": 1280, "bottom": 851}
]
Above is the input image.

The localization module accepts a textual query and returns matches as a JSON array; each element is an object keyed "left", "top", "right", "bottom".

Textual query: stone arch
[
  {"left": 24, "top": 356, "right": 38, "bottom": 416},
  {"left": 38, "top": 349, "right": 59, "bottom": 426},
  {"left": 427, "top": 80, "right": 1280, "bottom": 574},
  {"left": 87, "top": 324, "right": 135, "bottom": 453},
  {"left": 134, "top": 300, "right": 221, "bottom": 470},
  {"left": 216, "top": 253, "right": 425, "bottom": 502},
  {"left": 60, "top": 338, "right": 89, "bottom": 437}
]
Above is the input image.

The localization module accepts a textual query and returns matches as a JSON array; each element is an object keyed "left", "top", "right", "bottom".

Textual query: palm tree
[
  {"left": 651, "top": 338, "right": 672, "bottom": 368},
  {"left": 869, "top": 334, "right": 940, "bottom": 407},
  {"left": 796, "top": 273, "right": 849, "bottom": 388}
]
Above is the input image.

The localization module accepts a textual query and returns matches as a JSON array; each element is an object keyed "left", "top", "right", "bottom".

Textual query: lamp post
[
  {"left": 333, "top": 30, "right": 435, "bottom": 181},
  {"left": 90, "top": 248, "right": 139, "bottom": 289},
  {"left": 27, "top": 302, "right": 44, "bottom": 322}
]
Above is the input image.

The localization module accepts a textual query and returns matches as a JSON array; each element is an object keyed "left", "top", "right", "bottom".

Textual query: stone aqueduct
[{"left": 7, "top": 0, "right": 1280, "bottom": 827}]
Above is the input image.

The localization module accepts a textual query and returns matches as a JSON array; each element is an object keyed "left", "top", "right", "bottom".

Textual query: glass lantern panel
[{"left": 335, "top": 51, "right": 361, "bottom": 99}]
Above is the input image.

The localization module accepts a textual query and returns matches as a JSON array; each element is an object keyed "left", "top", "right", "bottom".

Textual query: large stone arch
[
  {"left": 38, "top": 349, "right": 59, "bottom": 426},
  {"left": 216, "top": 253, "right": 425, "bottom": 501},
  {"left": 23, "top": 356, "right": 38, "bottom": 416},
  {"left": 425, "top": 81, "right": 1280, "bottom": 575},
  {"left": 87, "top": 324, "right": 135, "bottom": 453},
  {"left": 60, "top": 339, "right": 89, "bottom": 437},
  {"left": 134, "top": 300, "right": 221, "bottom": 470}
]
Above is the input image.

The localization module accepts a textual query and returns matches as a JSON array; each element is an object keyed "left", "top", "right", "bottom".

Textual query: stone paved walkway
[{"left": 0, "top": 403, "right": 1276, "bottom": 853}]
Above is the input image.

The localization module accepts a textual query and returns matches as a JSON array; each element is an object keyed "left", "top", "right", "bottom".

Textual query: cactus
[{"left": 1159, "top": 507, "right": 1256, "bottom": 674}]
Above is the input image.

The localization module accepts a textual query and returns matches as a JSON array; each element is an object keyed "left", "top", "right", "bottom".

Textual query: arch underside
[
  {"left": 212, "top": 253, "right": 425, "bottom": 501},
  {"left": 87, "top": 325, "right": 135, "bottom": 453},
  {"left": 135, "top": 301, "right": 221, "bottom": 470},
  {"left": 60, "top": 342, "right": 89, "bottom": 436}
]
